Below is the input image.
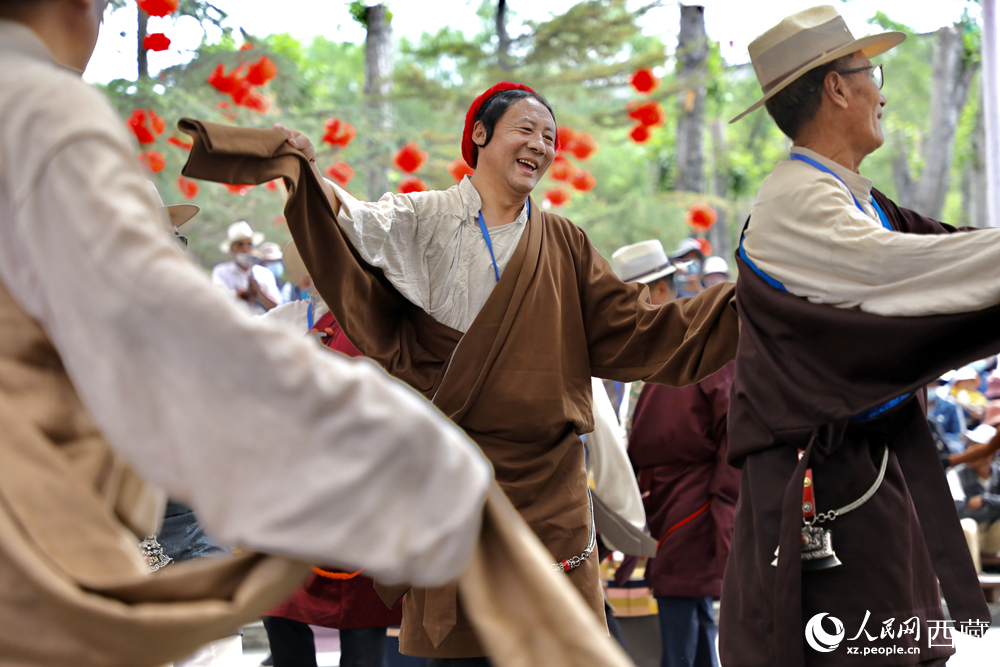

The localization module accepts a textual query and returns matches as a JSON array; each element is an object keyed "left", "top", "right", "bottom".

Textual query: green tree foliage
[{"left": 98, "top": 2, "right": 984, "bottom": 269}]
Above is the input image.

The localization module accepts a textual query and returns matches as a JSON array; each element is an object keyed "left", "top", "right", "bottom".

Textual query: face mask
[
  {"left": 686, "top": 260, "right": 703, "bottom": 276},
  {"left": 233, "top": 252, "right": 253, "bottom": 269},
  {"left": 266, "top": 262, "right": 285, "bottom": 279}
]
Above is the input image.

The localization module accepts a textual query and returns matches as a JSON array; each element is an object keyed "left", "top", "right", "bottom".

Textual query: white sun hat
[
  {"left": 219, "top": 221, "right": 264, "bottom": 252},
  {"left": 611, "top": 240, "right": 678, "bottom": 284}
]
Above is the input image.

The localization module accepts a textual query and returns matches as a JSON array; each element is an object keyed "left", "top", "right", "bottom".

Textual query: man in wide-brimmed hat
[
  {"left": 211, "top": 220, "right": 283, "bottom": 313},
  {"left": 723, "top": 5, "right": 1000, "bottom": 667}
]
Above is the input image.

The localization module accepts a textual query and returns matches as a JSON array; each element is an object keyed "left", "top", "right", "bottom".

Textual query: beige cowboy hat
[
  {"left": 219, "top": 220, "right": 265, "bottom": 253},
  {"left": 611, "top": 240, "right": 678, "bottom": 284},
  {"left": 730, "top": 5, "right": 906, "bottom": 124},
  {"left": 145, "top": 181, "right": 199, "bottom": 229}
]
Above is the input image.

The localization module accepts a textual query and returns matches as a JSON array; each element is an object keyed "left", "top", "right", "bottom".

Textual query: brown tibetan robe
[
  {"left": 721, "top": 190, "right": 997, "bottom": 667},
  {"left": 179, "top": 120, "right": 740, "bottom": 658}
]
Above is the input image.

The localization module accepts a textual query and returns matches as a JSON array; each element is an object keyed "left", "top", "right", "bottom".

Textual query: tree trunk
[
  {"left": 364, "top": 4, "right": 394, "bottom": 199},
  {"left": 707, "top": 118, "right": 731, "bottom": 262},
  {"left": 496, "top": 0, "right": 512, "bottom": 71},
  {"left": 675, "top": 5, "right": 707, "bottom": 194},
  {"left": 137, "top": 7, "right": 149, "bottom": 81},
  {"left": 962, "top": 99, "right": 988, "bottom": 227},
  {"left": 893, "top": 24, "right": 978, "bottom": 219}
]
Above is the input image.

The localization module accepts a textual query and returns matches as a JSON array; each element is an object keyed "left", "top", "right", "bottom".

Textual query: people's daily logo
[{"left": 805, "top": 613, "right": 845, "bottom": 652}]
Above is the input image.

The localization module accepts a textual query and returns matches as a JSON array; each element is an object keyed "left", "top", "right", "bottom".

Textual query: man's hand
[
  {"left": 273, "top": 123, "right": 316, "bottom": 163},
  {"left": 968, "top": 495, "right": 984, "bottom": 511}
]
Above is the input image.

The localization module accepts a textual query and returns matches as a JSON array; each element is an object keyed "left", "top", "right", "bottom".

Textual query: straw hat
[
  {"left": 611, "top": 240, "right": 677, "bottom": 284},
  {"left": 282, "top": 241, "right": 309, "bottom": 285},
  {"left": 219, "top": 221, "right": 264, "bottom": 252},
  {"left": 730, "top": 5, "right": 905, "bottom": 123},
  {"left": 257, "top": 241, "right": 283, "bottom": 262}
]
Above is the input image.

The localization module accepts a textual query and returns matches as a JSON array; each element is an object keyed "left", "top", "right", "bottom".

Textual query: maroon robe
[{"left": 721, "top": 190, "right": 996, "bottom": 667}]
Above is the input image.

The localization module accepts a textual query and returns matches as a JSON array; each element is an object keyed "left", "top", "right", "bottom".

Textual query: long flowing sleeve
[
  {"left": 743, "top": 160, "right": 1000, "bottom": 316},
  {"left": 575, "top": 230, "right": 739, "bottom": 386},
  {"left": 0, "top": 105, "right": 491, "bottom": 586}
]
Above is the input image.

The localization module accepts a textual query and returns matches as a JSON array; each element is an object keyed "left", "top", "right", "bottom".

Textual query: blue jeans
[{"left": 655, "top": 596, "right": 719, "bottom": 667}]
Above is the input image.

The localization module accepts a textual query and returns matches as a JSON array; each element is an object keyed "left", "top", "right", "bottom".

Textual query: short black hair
[
  {"left": 473, "top": 89, "right": 557, "bottom": 158},
  {"left": 764, "top": 55, "right": 853, "bottom": 141}
]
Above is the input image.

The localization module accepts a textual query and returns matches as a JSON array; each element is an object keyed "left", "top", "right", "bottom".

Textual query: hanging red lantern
[
  {"left": 167, "top": 136, "right": 193, "bottom": 151},
  {"left": 695, "top": 238, "right": 713, "bottom": 256},
  {"left": 566, "top": 133, "right": 598, "bottom": 161},
  {"left": 447, "top": 158, "right": 474, "bottom": 183},
  {"left": 176, "top": 176, "right": 199, "bottom": 199},
  {"left": 143, "top": 33, "right": 171, "bottom": 52},
  {"left": 570, "top": 170, "right": 596, "bottom": 193},
  {"left": 322, "top": 118, "right": 356, "bottom": 148},
  {"left": 629, "top": 124, "right": 651, "bottom": 144},
  {"left": 685, "top": 204, "right": 718, "bottom": 232},
  {"left": 627, "top": 101, "right": 666, "bottom": 128},
  {"left": 325, "top": 161, "right": 355, "bottom": 187},
  {"left": 398, "top": 176, "right": 427, "bottom": 194},
  {"left": 549, "top": 156, "right": 577, "bottom": 182},
  {"left": 139, "top": 150, "right": 166, "bottom": 173},
  {"left": 223, "top": 184, "right": 254, "bottom": 196},
  {"left": 544, "top": 188, "right": 571, "bottom": 207},
  {"left": 137, "top": 0, "right": 178, "bottom": 18},
  {"left": 127, "top": 109, "right": 156, "bottom": 145},
  {"left": 629, "top": 68, "right": 661, "bottom": 94},
  {"left": 394, "top": 142, "right": 428, "bottom": 174},
  {"left": 246, "top": 56, "right": 278, "bottom": 86}
]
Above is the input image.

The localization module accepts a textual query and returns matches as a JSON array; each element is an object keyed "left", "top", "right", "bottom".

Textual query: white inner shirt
[{"left": 330, "top": 176, "right": 528, "bottom": 332}]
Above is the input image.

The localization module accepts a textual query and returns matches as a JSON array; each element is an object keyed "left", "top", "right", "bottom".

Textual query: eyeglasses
[{"left": 835, "top": 63, "right": 883, "bottom": 90}]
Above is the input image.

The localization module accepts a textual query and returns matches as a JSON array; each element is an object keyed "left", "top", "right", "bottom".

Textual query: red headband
[{"left": 461, "top": 81, "right": 557, "bottom": 169}]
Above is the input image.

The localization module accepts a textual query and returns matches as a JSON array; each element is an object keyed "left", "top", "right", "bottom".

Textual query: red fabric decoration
[
  {"left": 240, "top": 42, "right": 255, "bottom": 51},
  {"left": 548, "top": 156, "right": 577, "bottom": 182},
  {"left": 167, "top": 136, "right": 193, "bottom": 151},
  {"left": 325, "top": 161, "right": 355, "bottom": 186},
  {"left": 224, "top": 184, "right": 254, "bottom": 196},
  {"left": 208, "top": 64, "right": 244, "bottom": 95},
  {"left": 446, "top": 158, "right": 474, "bottom": 183},
  {"left": 137, "top": 0, "right": 178, "bottom": 18},
  {"left": 570, "top": 170, "right": 596, "bottom": 193},
  {"left": 143, "top": 33, "right": 171, "bottom": 52},
  {"left": 127, "top": 109, "right": 156, "bottom": 145},
  {"left": 398, "top": 176, "right": 427, "bottom": 194},
  {"left": 627, "top": 101, "right": 666, "bottom": 128},
  {"left": 393, "top": 142, "right": 428, "bottom": 174},
  {"left": 695, "top": 238, "right": 713, "bottom": 256},
  {"left": 685, "top": 204, "right": 718, "bottom": 232},
  {"left": 139, "top": 150, "right": 166, "bottom": 173},
  {"left": 565, "top": 133, "right": 598, "bottom": 161},
  {"left": 246, "top": 56, "right": 278, "bottom": 86},
  {"left": 544, "top": 187, "right": 571, "bottom": 207},
  {"left": 322, "top": 118, "right": 356, "bottom": 148},
  {"left": 176, "top": 176, "right": 198, "bottom": 199},
  {"left": 629, "top": 124, "right": 651, "bottom": 144},
  {"left": 629, "top": 68, "right": 660, "bottom": 94},
  {"left": 265, "top": 179, "right": 280, "bottom": 192},
  {"left": 462, "top": 81, "right": 558, "bottom": 169}
]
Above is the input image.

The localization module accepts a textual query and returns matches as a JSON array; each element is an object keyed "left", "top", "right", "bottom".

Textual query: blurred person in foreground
[
  {"left": 724, "top": 5, "right": 1000, "bottom": 666},
  {"left": 191, "top": 78, "right": 740, "bottom": 663},
  {"left": 612, "top": 240, "right": 738, "bottom": 667},
  {"left": 0, "top": 2, "right": 493, "bottom": 665},
  {"left": 211, "top": 221, "right": 283, "bottom": 313}
]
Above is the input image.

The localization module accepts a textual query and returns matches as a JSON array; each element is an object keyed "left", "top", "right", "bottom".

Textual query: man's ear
[
  {"left": 471, "top": 120, "right": 487, "bottom": 149},
  {"left": 823, "top": 70, "right": 850, "bottom": 110}
]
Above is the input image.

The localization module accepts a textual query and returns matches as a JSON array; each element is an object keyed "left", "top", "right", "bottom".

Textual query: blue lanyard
[
  {"left": 306, "top": 301, "right": 314, "bottom": 331},
  {"left": 478, "top": 200, "right": 529, "bottom": 284},
  {"left": 790, "top": 153, "right": 892, "bottom": 231}
]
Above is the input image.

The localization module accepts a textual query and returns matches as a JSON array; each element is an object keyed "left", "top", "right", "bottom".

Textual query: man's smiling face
[{"left": 473, "top": 97, "right": 557, "bottom": 197}]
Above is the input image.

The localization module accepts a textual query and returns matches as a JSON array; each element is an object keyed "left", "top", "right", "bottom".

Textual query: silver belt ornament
[
  {"left": 551, "top": 488, "right": 597, "bottom": 573},
  {"left": 772, "top": 445, "right": 889, "bottom": 570}
]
